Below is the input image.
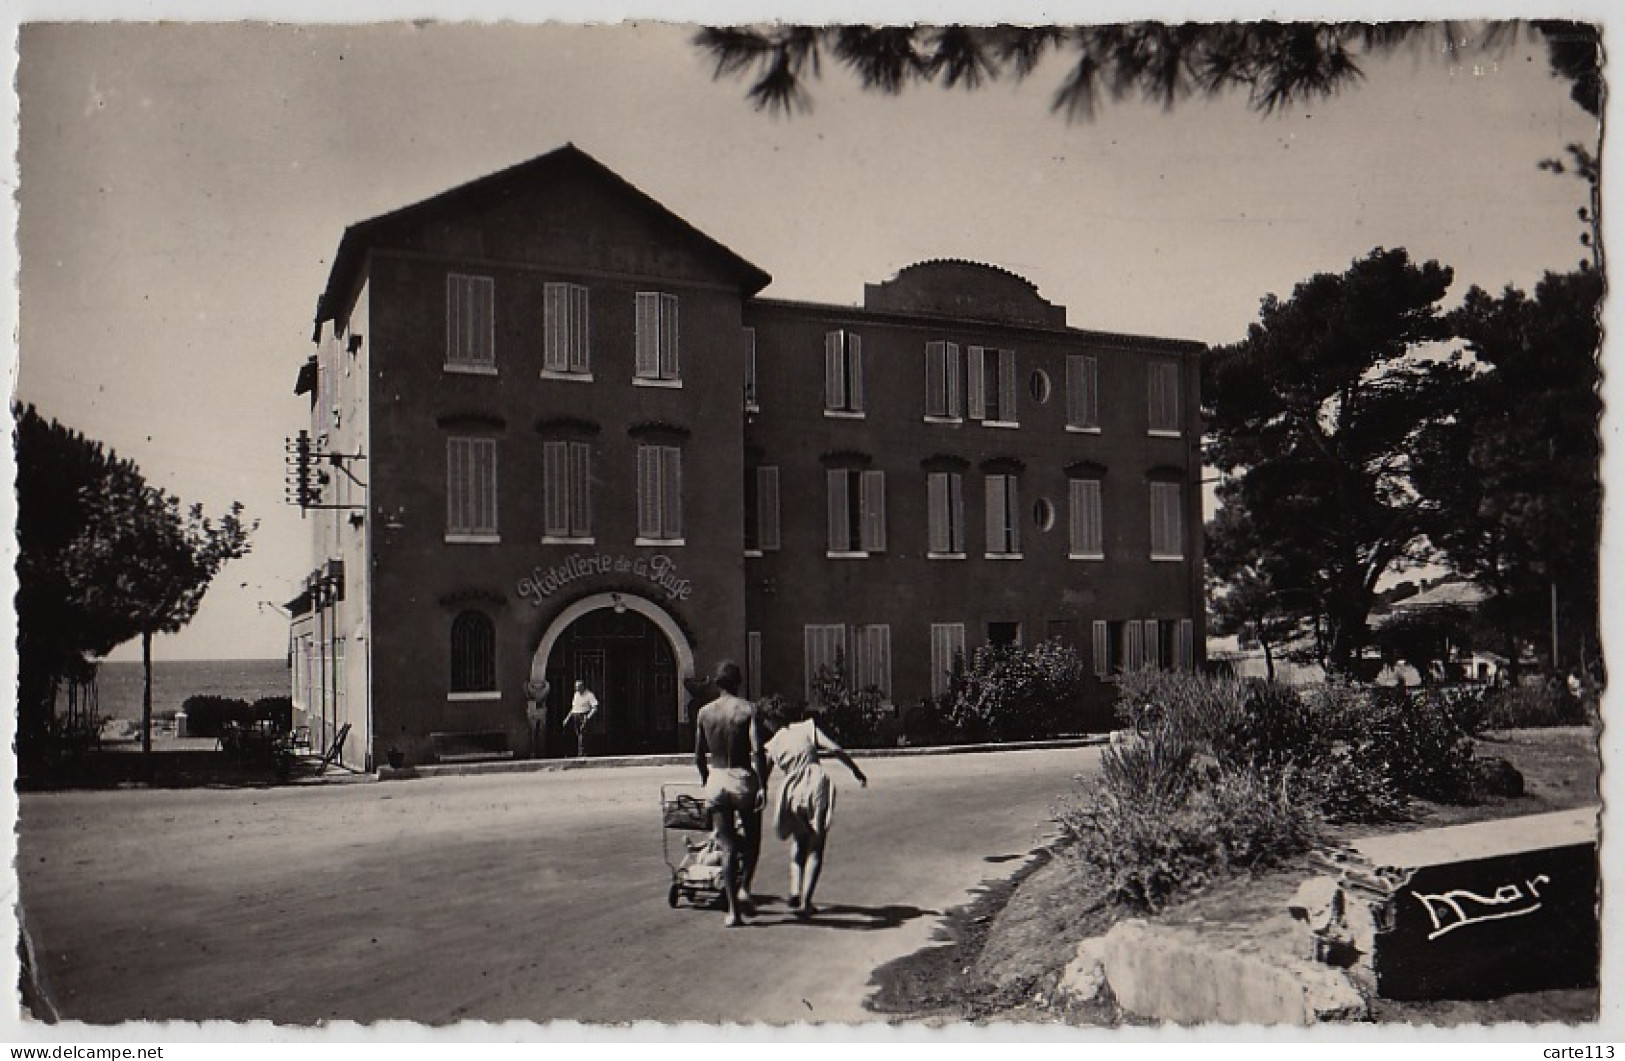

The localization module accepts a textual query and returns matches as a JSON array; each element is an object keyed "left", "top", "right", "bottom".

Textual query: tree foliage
[
  {"left": 1411, "top": 269, "right": 1603, "bottom": 681},
  {"left": 14, "top": 404, "right": 255, "bottom": 765},
  {"left": 696, "top": 21, "right": 1597, "bottom": 121},
  {"left": 1202, "top": 248, "right": 1469, "bottom": 675}
]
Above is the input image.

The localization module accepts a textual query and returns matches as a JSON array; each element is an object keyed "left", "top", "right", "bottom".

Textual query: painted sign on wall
[{"left": 517, "top": 553, "right": 693, "bottom": 605}]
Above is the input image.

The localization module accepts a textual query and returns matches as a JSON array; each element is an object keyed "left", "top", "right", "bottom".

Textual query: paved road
[{"left": 18, "top": 746, "right": 1103, "bottom": 1025}]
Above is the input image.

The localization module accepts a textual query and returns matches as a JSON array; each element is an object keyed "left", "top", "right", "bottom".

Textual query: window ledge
[
  {"left": 825, "top": 551, "right": 870, "bottom": 560},
  {"left": 443, "top": 363, "right": 498, "bottom": 376},
  {"left": 633, "top": 377, "right": 683, "bottom": 389},
  {"left": 982, "top": 420, "right": 1021, "bottom": 429},
  {"left": 743, "top": 549, "right": 764, "bottom": 558},
  {"left": 744, "top": 403, "right": 761, "bottom": 414},
  {"left": 1068, "top": 553, "right": 1106, "bottom": 561},
  {"left": 445, "top": 533, "right": 501, "bottom": 545},
  {"left": 985, "top": 552, "right": 1024, "bottom": 560},
  {"left": 542, "top": 535, "right": 596, "bottom": 546},
  {"left": 448, "top": 691, "right": 502, "bottom": 702},
  {"left": 823, "top": 409, "right": 866, "bottom": 420},
  {"left": 1147, "top": 429, "right": 1183, "bottom": 439},
  {"left": 1066, "top": 425, "right": 1103, "bottom": 434},
  {"left": 540, "top": 370, "right": 594, "bottom": 383},
  {"left": 923, "top": 415, "right": 964, "bottom": 426},
  {"left": 635, "top": 537, "right": 686, "bottom": 547},
  {"left": 1151, "top": 554, "right": 1186, "bottom": 562},
  {"left": 926, "top": 552, "right": 967, "bottom": 560}
]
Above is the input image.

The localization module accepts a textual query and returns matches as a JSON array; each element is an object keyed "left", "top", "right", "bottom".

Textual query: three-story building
[{"left": 288, "top": 144, "right": 1205, "bottom": 768}]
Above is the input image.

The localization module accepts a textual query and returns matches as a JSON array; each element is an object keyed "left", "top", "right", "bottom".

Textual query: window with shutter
[
  {"left": 930, "top": 623, "right": 966, "bottom": 698},
  {"left": 1177, "top": 619, "right": 1195, "bottom": 671},
  {"left": 1122, "top": 620, "right": 1144, "bottom": 672},
  {"left": 446, "top": 274, "right": 495, "bottom": 372},
  {"left": 997, "top": 348, "right": 1018, "bottom": 423},
  {"left": 758, "top": 466, "right": 780, "bottom": 552},
  {"left": 568, "top": 442, "right": 592, "bottom": 538},
  {"left": 446, "top": 437, "right": 498, "bottom": 540},
  {"left": 823, "top": 330, "right": 864, "bottom": 415},
  {"left": 743, "top": 329, "right": 759, "bottom": 411},
  {"left": 985, "top": 474, "right": 1021, "bottom": 556},
  {"left": 804, "top": 624, "right": 847, "bottom": 704},
  {"left": 1092, "top": 621, "right": 1110, "bottom": 679},
  {"left": 1142, "top": 620, "right": 1162, "bottom": 669},
  {"left": 543, "top": 282, "right": 591, "bottom": 376},
  {"left": 1150, "top": 481, "right": 1184, "bottom": 559},
  {"left": 854, "top": 625, "right": 892, "bottom": 701},
  {"left": 635, "top": 293, "right": 680, "bottom": 383},
  {"left": 966, "top": 347, "right": 986, "bottom": 420},
  {"left": 860, "top": 470, "right": 887, "bottom": 553},
  {"left": 542, "top": 440, "right": 570, "bottom": 537},
  {"left": 1067, "top": 355, "right": 1100, "bottom": 430},
  {"left": 1149, "top": 360, "right": 1181, "bottom": 435},
  {"left": 636, "top": 445, "right": 682, "bottom": 542},
  {"left": 924, "top": 341, "right": 963, "bottom": 420},
  {"left": 927, "top": 472, "right": 966, "bottom": 556},
  {"left": 1069, "top": 478, "right": 1104, "bottom": 559},
  {"left": 660, "top": 446, "right": 682, "bottom": 539}
]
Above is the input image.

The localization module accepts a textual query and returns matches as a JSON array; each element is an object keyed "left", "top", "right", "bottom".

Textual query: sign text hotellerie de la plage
[{"left": 516, "top": 552, "right": 693, "bottom": 605}]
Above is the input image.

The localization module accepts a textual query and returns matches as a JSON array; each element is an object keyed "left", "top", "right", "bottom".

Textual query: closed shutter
[
  {"left": 925, "top": 342, "right": 947, "bottom": 417},
  {"left": 568, "top": 442, "right": 592, "bottom": 537},
  {"left": 848, "top": 334, "right": 864, "bottom": 413},
  {"left": 855, "top": 625, "right": 892, "bottom": 700},
  {"left": 477, "top": 439, "right": 497, "bottom": 533},
  {"left": 569, "top": 285, "right": 590, "bottom": 372},
  {"left": 758, "top": 466, "right": 780, "bottom": 551},
  {"left": 827, "top": 469, "right": 849, "bottom": 552},
  {"left": 1177, "top": 619, "right": 1195, "bottom": 671},
  {"left": 1124, "top": 620, "right": 1144, "bottom": 671},
  {"left": 1067, "top": 355, "right": 1098, "bottom": 428},
  {"left": 927, "top": 473, "right": 949, "bottom": 554},
  {"left": 543, "top": 284, "right": 568, "bottom": 372},
  {"left": 744, "top": 329, "right": 758, "bottom": 408},
  {"left": 447, "top": 438, "right": 468, "bottom": 531},
  {"left": 637, "top": 447, "right": 660, "bottom": 539},
  {"left": 1151, "top": 482, "right": 1183, "bottom": 558},
  {"left": 804, "top": 624, "right": 847, "bottom": 704},
  {"left": 1150, "top": 361, "right": 1180, "bottom": 432},
  {"left": 1005, "top": 476, "right": 1020, "bottom": 554},
  {"left": 998, "top": 348, "right": 1017, "bottom": 421},
  {"left": 660, "top": 294, "right": 680, "bottom": 380},
  {"left": 1070, "top": 479, "right": 1103, "bottom": 556},
  {"left": 1091, "top": 621, "right": 1110, "bottom": 679},
  {"left": 930, "top": 623, "right": 966, "bottom": 698},
  {"left": 967, "top": 346, "right": 986, "bottom": 420},
  {"left": 825, "top": 332, "right": 845, "bottom": 411},
  {"left": 1143, "top": 620, "right": 1161, "bottom": 668},
  {"left": 747, "top": 632, "right": 763, "bottom": 701},
  {"left": 543, "top": 440, "right": 569, "bottom": 536},
  {"left": 946, "top": 343, "right": 962, "bottom": 418},
  {"left": 661, "top": 446, "right": 682, "bottom": 538},
  {"left": 949, "top": 472, "right": 964, "bottom": 553},
  {"left": 635, "top": 293, "right": 661, "bottom": 378},
  {"left": 861, "top": 470, "right": 886, "bottom": 552},
  {"left": 984, "top": 474, "right": 1004, "bottom": 553}
]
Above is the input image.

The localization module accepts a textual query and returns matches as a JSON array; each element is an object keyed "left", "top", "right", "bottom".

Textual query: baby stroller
[{"left": 661, "top": 782, "right": 743, "bottom": 909}]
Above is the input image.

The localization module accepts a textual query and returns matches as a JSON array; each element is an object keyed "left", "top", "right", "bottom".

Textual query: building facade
[{"left": 289, "top": 145, "right": 1205, "bottom": 769}]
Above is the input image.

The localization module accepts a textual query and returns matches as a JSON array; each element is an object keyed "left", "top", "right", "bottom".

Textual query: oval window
[
  {"left": 1032, "top": 498, "right": 1056, "bottom": 532},
  {"left": 1029, "top": 369, "right": 1052, "bottom": 404}
]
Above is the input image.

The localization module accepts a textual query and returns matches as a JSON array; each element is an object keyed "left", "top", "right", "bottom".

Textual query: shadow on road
[{"left": 742, "top": 899, "right": 938, "bottom": 932}]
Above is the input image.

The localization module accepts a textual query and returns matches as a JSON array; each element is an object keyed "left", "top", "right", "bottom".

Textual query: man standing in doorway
[
  {"left": 564, "top": 679, "right": 598, "bottom": 757},
  {"left": 694, "top": 660, "right": 765, "bottom": 928}
]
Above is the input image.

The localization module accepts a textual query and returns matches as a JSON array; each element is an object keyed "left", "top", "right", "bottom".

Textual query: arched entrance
[{"left": 530, "top": 594, "right": 692, "bottom": 756}]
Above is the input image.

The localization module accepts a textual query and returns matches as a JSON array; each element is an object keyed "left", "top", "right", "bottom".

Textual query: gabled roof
[
  {"left": 315, "top": 143, "right": 771, "bottom": 325},
  {"left": 1390, "top": 580, "right": 1487, "bottom": 610}
]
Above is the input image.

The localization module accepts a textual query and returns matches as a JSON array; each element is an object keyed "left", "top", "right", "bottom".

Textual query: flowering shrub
[
  {"left": 809, "top": 656, "right": 892, "bottom": 749},
  {"left": 941, "top": 640, "right": 1092, "bottom": 742}
]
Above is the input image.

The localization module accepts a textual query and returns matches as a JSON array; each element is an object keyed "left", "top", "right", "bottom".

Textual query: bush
[
  {"left": 1481, "top": 682, "right": 1587, "bottom": 729},
  {"left": 180, "top": 695, "right": 254, "bottom": 738},
  {"left": 809, "top": 659, "right": 892, "bottom": 749},
  {"left": 1316, "top": 686, "right": 1478, "bottom": 805},
  {"left": 900, "top": 697, "right": 964, "bottom": 747},
  {"left": 942, "top": 640, "right": 1091, "bottom": 742},
  {"left": 253, "top": 696, "right": 293, "bottom": 732},
  {"left": 1058, "top": 760, "right": 1321, "bottom": 912}
]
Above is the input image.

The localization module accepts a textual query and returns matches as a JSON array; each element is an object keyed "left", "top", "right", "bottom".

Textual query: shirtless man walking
[{"left": 693, "top": 660, "right": 765, "bottom": 928}]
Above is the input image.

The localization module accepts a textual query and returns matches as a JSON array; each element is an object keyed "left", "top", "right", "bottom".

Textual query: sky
[{"left": 8, "top": 5, "right": 1612, "bottom": 662}]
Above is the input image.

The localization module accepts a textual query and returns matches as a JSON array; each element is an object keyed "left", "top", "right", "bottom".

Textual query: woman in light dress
[{"left": 765, "top": 717, "right": 867, "bottom": 917}]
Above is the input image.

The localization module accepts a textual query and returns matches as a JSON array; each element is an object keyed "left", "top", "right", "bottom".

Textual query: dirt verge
[{"left": 866, "top": 725, "right": 1602, "bottom": 1026}]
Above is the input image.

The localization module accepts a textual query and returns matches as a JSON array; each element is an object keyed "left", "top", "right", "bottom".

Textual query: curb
[{"left": 377, "top": 734, "right": 1109, "bottom": 782}]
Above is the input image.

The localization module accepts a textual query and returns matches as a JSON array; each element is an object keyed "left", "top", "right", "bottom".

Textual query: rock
[{"left": 1056, "top": 936, "right": 1109, "bottom": 1002}]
